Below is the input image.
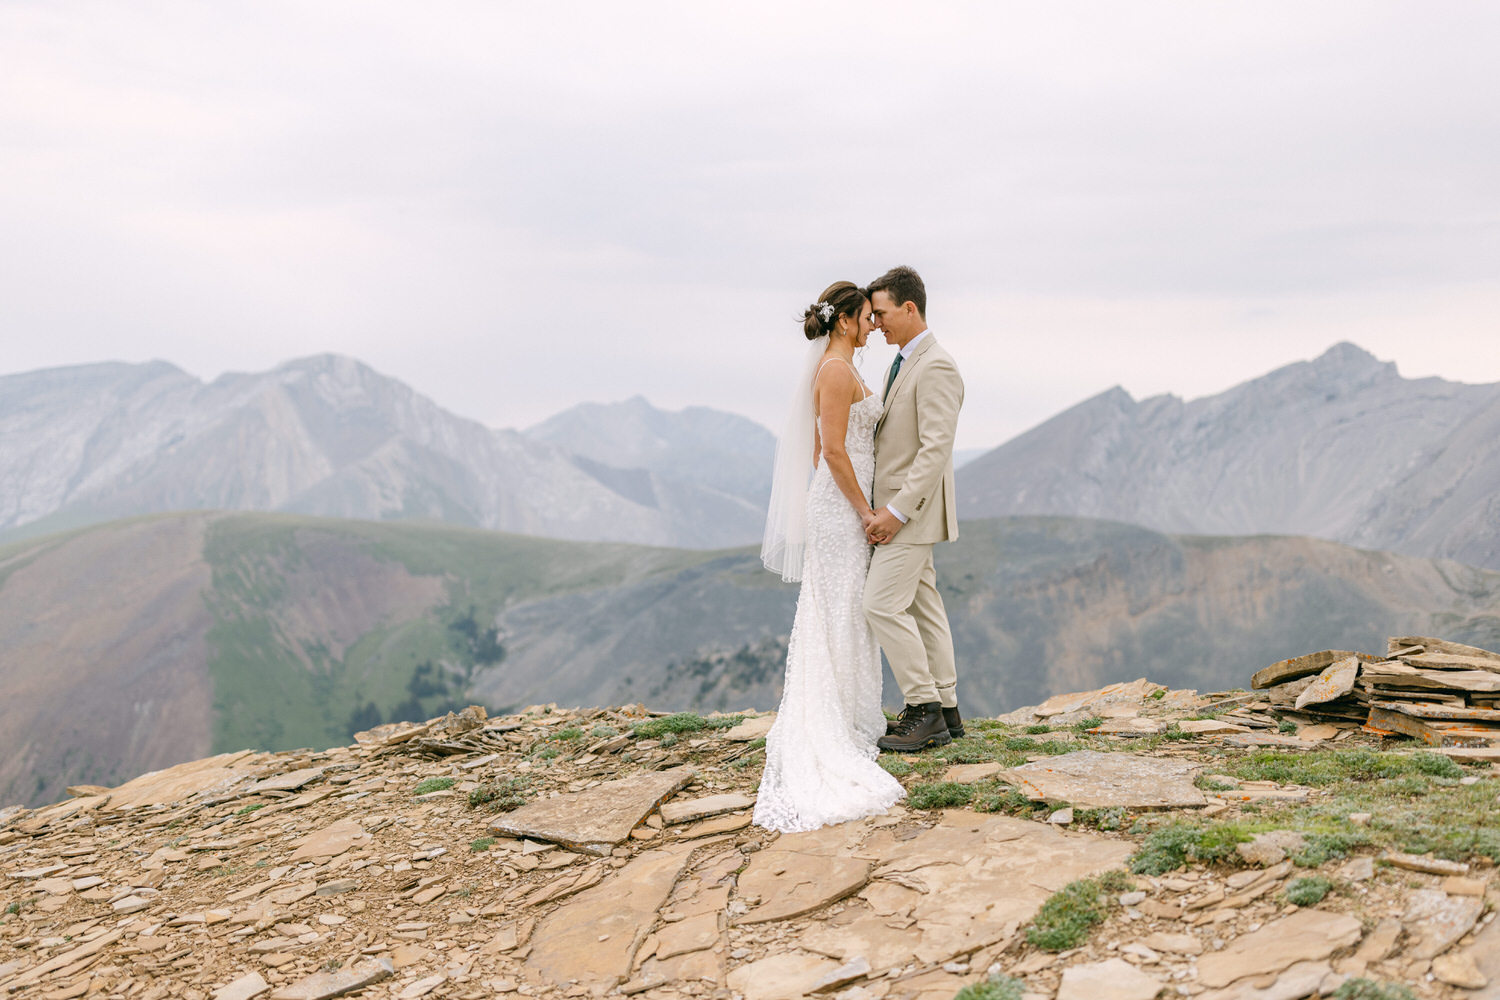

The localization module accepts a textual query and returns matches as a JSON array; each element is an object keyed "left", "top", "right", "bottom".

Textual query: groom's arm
[{"left": 888, "top": 355, "right": 964, "bottom": 525}]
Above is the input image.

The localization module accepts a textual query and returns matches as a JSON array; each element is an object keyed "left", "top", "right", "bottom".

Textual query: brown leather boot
[
  {"left": 943, "top": 705, "right": 965, "bottom": 739},
  {"left": 884, "top": 704, "right": 921, "bottom": 736},
  {"left": 877, "top": 702, "right": 951, "bottom": 752}
]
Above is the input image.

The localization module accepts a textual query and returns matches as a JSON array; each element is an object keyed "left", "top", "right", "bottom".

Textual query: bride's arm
[{"left": 815, "top": 365, "right": 877, "bottom": 521}]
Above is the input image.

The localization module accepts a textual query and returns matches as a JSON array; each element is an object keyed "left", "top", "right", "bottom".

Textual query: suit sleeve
[{"left": 890, "top": 354, "right": 964, "bottom": 522}]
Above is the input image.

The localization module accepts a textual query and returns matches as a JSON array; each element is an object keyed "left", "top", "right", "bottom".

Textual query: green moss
[
  {"left": 1284, "top": 875, "right": 1333, "bottom": 906},
  {"left": 908, "top": 782, "right": 975, "bottom": 809},
  {"left": 413, "top": 776, "right": 455, "bottom": 795},
  {"left": 631, "top": 712, "right": 742, "bottom": 739},
  {"left": 1224, "top": 748, "right": 1463, "bottom": 786},
  {"left": 879, "top": 757, "right": 914, "bottom": 777},
  {"left": 1025, "top": 878, "right": 1109, "bottom": 951},
  {"left": 1330, "top": 980, "right": 1418, "bottom": 1000},
  {"left": 1130, "top": 821, "right": 1253, "bottom": 874},
  {"left": 952, "top": 974, "right": 1026, "bottom": 1000},
  {"left": 235, "top": 803, "right": 265, "bottom": 815}
]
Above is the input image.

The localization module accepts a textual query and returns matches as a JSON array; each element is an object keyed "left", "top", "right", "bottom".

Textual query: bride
[{"left": 754, "top": 280, "right": 906, "bottom": 833}]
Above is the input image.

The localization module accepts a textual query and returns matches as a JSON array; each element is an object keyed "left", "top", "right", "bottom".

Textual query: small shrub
[
  {"left": 1277, "top": 719, "right": 1297, "bottom": 734},
  {"left": 908, "top": 782, "right": 974, "bottom": 809},
  {"left": 1074, "top": 807, "right": 1127, "bottom": 831},
  {"left": 1149, "top": 688, "right": 1166, "bottom": 700},
  {"left": 1025, "top": 724, "right": 1053, "bottom": 735},
  {"left": 235, "top": 803, "right": 265, "bottom": 815},
  {"left": 1129, "top": 822, "right": 1251, "bottom": 874},
  {"left": 468, "top": 777, "right": 530, "bottom": 812},
  {"left": 1098, "top": 870, "right": 1135, "bottom": 893},
  {"left": 1291, "top": 832, "right": 1364, "bottom": 867},
  {"left": 972, "top": 784, "right": 1040, "bottom": 815},
  {"left": 1072, "top": 716, "right": 1105, "bottom": 734},
  {"left": 1025, "top": 879, "right": 1108, "bottom": 951},
  {"left": 413, "top": 777, "right": 455, "bottom": 796},
  {"left": 1284, "top": 875, "right": 1333, "bottom": 906},
  {"left": 589, "top": 724, "right": 618, "bottom": 739},
  {"left": 660, "top": 733, "right": 679, "bottom": 748},
  {"left": 533, "top": 746, "right": 559, "bottom": 760},
  {"left": 727, "top": 750, "right": 763, "bottom": 770},
  {"left": 1331, "top": 979, "right": 1418, "bottom": 1000},
  {"left": 4, "top": 901, "right": 21, "bottom": 915},
  {"left": 952, "top": 974, "right": 1025, "bottom": 1000},
  {"left": 550, "top": 726, "right": 584, "bottom": 741},
  {"left": 469, "top": 837, "right": 496, "bottom": 853},
  {"left": 1162, "top": 724, "right": 1195, "bottom": 741},
  {"left": 1409, "top": 751, "right": 1464, "bottom": 779}
]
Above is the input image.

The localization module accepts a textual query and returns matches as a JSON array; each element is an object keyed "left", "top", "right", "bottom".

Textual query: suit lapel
[{"left": 878, "top": 334, "right": 937, "bottom": 432}]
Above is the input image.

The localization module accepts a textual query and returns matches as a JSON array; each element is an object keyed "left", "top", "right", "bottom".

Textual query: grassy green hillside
[
  {"left": 5, "top": 510, "right": 1500, "bottom": 807},
  {"left": 199, "top": 515, "right": 717, "bottom": 754}
]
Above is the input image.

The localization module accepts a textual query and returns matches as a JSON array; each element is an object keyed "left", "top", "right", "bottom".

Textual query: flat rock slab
[
  {"left": 491, "top": 766, "right": 694, "bottom": 854},
  {"left": 660, "top": 792, "right": 755, "bottom": 825},
  {"left": 1197, "top": 909, "right": 1362, "bottom": 988},
  {"left": 247, "top": 767, "right": 326, "bottom": 795},
  {"left": 943, "top": 762, "right": 1004, "bottom": 783},
  {"left": 1198, "top": 960, "right": 1332, "bottom": 1000},
  {"left": 803, "top": 811, "right": 1134, "bottom": 973},
  {"left": 269, "top": 958, "right": 392, "bottom": 1000},
  {"left": 1403, "top": 888, "right": 1484, "bottom": 959},
  {"left": 1464, "top": 915, "right": 1500, "bottom": 1000},
  {"left": 725, "top": 952, "right": 840, "bottom": 1000},
  {"left": 1031, "top": 678, "right": 1164, "bottom": 718},
  {"left": 1177, "top": 719, "right": 1252, "bottom": 735},
  {"left": 736, "top": 846, "right": 872, "bottom": 924},
  {"left": 526, "top": 843, "right": 695, "bottom": 987},
  {"left": 288, "top": 818, "right": 366, "bottom": 862},
  {"left": 105, "top": 751, "right": 257, "bottom": 811},
  {"left": 721, "top": 715, "right": 776, "bottom": 741},
  {"left": 1057, "top": 957, "right": 1165, "bottom": 1000},
  {"left": 999, "top": 751, "right": 1207, "bottom": 809},
  {"left": 1294, "top": 656, "right": 1360, "bottom": 710},
  {"left": 1253, "top": 649, "right": 1367, "bottom": 690},
  {"left": 213, "top": 972, "right": 270, "bottom": 1000}
]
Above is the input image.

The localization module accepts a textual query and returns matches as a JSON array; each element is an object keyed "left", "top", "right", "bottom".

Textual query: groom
[{"left": 862, "top": 266, "right": 965, "bottom": 752}]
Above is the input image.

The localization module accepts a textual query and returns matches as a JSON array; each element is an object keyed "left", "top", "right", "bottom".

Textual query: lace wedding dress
[{"left": 754, "top": 387, "right": 905, "bottom": 833}]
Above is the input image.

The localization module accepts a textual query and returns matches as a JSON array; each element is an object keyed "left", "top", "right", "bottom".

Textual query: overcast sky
[{"left": 3, "top": 2, "right": 1497, "bottom": 448}]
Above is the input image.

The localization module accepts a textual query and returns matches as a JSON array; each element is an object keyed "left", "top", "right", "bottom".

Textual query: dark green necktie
[{"left": 884, "top": 352, "right": 904, "bottom": 400}]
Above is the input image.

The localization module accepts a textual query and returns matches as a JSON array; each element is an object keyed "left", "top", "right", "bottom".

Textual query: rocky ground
[{"left": 2, "top": 681, "right": 1498, "bottom": 1000}]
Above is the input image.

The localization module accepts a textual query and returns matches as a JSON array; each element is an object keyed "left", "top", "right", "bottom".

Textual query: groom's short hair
[{"left": 868, "top": 266, "right": 926, "bottom": 319}]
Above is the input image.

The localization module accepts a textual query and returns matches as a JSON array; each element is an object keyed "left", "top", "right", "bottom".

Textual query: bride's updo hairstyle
[{"left": 802, "top": 281, "right": 868, "bottom": 341}]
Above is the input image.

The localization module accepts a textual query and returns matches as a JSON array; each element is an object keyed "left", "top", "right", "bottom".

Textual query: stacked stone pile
[
  {"left": 2, "top": 680, "right": 1498, "bottom": 1000},
  {"left": 1254, "top": 636, "right": 1500, "bottom": 751}
]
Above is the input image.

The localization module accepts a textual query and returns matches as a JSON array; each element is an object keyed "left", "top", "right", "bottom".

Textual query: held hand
[{"left": 865, "top": 507, "right": 904, "bottom": 545}]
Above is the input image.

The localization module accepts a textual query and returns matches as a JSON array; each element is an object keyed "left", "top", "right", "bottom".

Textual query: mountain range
[
  {"left": 4, "top": 510, "right": 1498, "bottom": 806},
  {"left": 959, "top": 342, "right": 1500, "bottom": 570},
  {"left": 0, "top": 356, "right": 774, "bottom": 549}
]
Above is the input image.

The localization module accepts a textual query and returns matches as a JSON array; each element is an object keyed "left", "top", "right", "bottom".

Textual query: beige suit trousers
[{"left": 863, "top": 540, "right": 957, "bottom": 707}]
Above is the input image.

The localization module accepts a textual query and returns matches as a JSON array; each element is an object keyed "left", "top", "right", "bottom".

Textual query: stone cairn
[{"left": 1253, "top": 635, "right": 1500, "bottom": 755}]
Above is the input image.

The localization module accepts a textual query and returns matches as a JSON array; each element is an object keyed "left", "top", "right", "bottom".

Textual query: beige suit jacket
[{"left": 873, "top": 334, "right": 963, "bottom": 545}]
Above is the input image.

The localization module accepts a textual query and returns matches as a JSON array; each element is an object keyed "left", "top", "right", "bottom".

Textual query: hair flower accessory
[{"left": 816, "top": 301, "right": 834, "bottom": 321}]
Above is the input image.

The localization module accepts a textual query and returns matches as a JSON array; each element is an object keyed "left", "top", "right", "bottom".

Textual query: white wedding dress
[{"left": 754, "top": 385, "right": 906, "bottom": 833}]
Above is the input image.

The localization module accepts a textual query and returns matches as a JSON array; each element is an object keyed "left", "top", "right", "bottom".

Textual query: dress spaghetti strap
[{"left": 814, "top": 356, "right": 873, "bottom": 400}]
